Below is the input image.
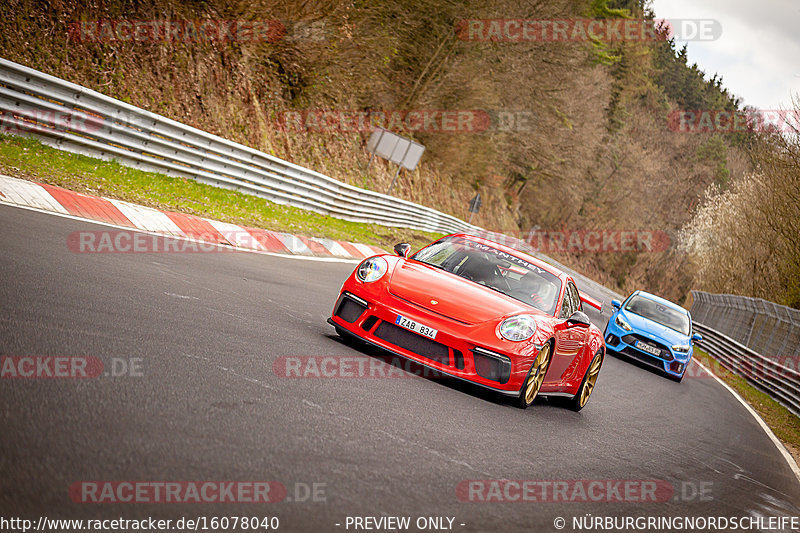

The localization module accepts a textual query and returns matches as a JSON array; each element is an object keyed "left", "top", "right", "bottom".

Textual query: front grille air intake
[
  {"left": 334, "top": 294, "right": 367, "bottom": 323},
  {"left": 472, "top": 347, "right": 511, "bottom": 384},
  {"left": 373, "top": 322, "right": 450, "bottom": 365}
]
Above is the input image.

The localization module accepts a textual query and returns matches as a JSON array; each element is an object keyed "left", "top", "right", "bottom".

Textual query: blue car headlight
[
  {"left": 615, "top": 314, "right": 633, "bottom": 332},
  {"left": 672, "top": 344, "right": 691, "bottom": 354},
  {"left": 499, "top": 315, "right": 538, "bottom": 342},
  {"left": 356, "top": 257, "right": 388, "bottom": 283}
]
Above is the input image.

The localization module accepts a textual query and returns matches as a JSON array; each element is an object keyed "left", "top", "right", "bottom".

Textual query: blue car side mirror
[
  {"left": 692, "top": 333, "right": 702, "bottom": 342},
  {"left": 611, "top": 299, "right": 621, "bottom": 311}
]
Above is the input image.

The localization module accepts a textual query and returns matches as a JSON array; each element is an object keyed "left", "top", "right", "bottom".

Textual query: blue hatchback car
[{"left": 604, "top": 291, "right": 702, "bottom": 382}]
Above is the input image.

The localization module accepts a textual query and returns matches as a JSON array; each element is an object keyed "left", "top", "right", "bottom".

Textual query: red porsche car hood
[{"left": 388, "top": 261, "right": 533, "bottom": 324}]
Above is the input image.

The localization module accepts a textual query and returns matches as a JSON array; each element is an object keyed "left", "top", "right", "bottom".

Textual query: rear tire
[
  {"left": 515, "top": 343, "right": 552, "bottom": 409},
  {"left": 568, "top": 350, "right": 603, "bottom": 412}
]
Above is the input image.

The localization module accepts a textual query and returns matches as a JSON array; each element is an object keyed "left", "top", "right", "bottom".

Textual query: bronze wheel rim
[
  {"left": 525, "top": 344, "right": 551, "bottom": 405},
  {"left": 579, "top": 354, "right": 602, "bottom": 407}
]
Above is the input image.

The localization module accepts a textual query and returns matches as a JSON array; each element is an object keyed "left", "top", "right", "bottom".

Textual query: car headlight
[
  {"left": 499, "top": 315, "right": 538, "bottom": 342},
  {"left": 356, "top": 257, "right": 388, "bottom": 283},
  {"left": 615, "top": 314, "right": 633, "bottom": 332},
  {"left": 672, "top": 344, "right": 690, "bottom": 354}
]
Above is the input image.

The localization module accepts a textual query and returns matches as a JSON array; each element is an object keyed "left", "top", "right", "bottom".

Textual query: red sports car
[{"left": 328, "top": 234, "right": 605, "bottom": 410}]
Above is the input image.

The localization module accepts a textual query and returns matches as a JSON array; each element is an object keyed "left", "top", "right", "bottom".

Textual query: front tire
[
  {"left": 516, "top": 343, "right": 552, "bottom": 409},
  {"left": 568, "top": 350, "right": 603, "bottom": 411}
]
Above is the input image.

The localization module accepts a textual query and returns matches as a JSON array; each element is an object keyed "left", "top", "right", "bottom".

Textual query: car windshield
[
  {"left": 411, "top": 236, "right": 562, "bottom": 315},
  {"left": 624, "top": 295, "right": 691, "bottom": 335}
]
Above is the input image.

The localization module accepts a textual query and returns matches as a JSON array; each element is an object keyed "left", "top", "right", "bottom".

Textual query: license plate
[
  {"left": 395, "top": 315, "right": 438, "bottom": 340},
  {"left": 636, "top": 340, "right": 661, "bottom": 357}
]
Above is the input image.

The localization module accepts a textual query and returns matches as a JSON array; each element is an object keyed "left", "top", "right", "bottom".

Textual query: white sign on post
[
  {"left": 401, "top": 143, "right": 425, "bottom": 171},
  {"left": 367, "top": 127, "right": 425, "bottom": 194}
]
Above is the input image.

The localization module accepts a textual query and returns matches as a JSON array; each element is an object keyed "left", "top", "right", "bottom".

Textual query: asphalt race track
[{"left": 1, "top": 203, "right": 799, "bottom": 532}]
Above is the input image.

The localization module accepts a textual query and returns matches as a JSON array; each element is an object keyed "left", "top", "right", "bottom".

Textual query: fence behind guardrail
[
  {"left": 691, "top": 291, "right": 800, "bottom": 417},
  {"left": 691, "top": 291, "right": 800, "bottom": 360}
]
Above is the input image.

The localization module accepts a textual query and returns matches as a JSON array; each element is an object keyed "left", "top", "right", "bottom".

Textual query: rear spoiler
[{"left": 580, "top": 292, "right": 603, "bottom": 312}]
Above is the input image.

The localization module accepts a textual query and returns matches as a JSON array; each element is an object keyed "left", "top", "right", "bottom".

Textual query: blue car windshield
[
  {"left": 411, "top": 236, "right": 562, "bottom": 315},
  {"left": 624, "top": 295, "right": 690, "bottom": 335}
]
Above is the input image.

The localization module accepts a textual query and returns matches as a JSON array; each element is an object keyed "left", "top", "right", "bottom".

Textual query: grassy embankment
[{"left": 0, "top": 134, "right": 441, "bottom": 250}]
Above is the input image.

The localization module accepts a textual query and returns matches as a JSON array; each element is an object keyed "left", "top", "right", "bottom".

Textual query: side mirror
[
  {"left": 566, "top": 310, "right": 592, "bottom": 328},
  {"left": 692, "top": 333, "right": 703, "bottom": 343},
  {"left": 611, "top": 299, "right": 621, "bottom": 311},
  {"left": 394, "top": 243, "right": 411, "bottom": 258}
]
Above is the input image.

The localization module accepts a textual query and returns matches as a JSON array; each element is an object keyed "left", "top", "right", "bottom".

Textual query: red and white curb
[{"left": 0, "top": 175, "right": 386, "bottom": 260}]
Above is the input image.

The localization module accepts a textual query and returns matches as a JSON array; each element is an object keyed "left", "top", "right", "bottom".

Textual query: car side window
[
  {"left": 560, "top": 282, "right": 581, "bottom": 319},
  {"left": 559, "top": 287, "right": 573, "bottom": 319},
  {"left": 569, "top": 283, "right": 582, "bottom": 313}
]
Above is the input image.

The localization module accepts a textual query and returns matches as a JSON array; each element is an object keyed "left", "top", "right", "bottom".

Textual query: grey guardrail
[
  {"left": 0, "top": 58, "right": 481, "bottom": 236},
  {"left": 694, "top": 322, "right": 800, "bottom": 418}
]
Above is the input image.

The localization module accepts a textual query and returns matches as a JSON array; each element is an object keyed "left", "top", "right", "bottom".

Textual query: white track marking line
[
  {"left": 0, "top": 201, "right": 359, "bottom": 263},
  {"left": 694, "top": 359, "right": 800, "bottom": 483},
  {"left": 260, "top": 251, "right": 358, "bottom": 263}
]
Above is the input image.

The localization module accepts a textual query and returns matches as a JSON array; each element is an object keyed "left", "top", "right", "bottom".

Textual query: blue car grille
[
  {"left": 619, "top": 346, "right": 666, "bottom": 369},
  {"left": 621, "top": 334, "right": 673, "bottom": 361}
]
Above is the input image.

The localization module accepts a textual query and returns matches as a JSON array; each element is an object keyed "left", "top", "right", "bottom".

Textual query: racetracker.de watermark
[
  {"left": 457, "top": 480, "right": 713, "bottom": 503},
  {"left": 456, "top": 19, "right": 720, "bottom": 42},
  {"left": 527, "top": 229, "right": 670, "bottom": 254},
  {"left": 0, "top": 109, "right": 104, "bottom": 136},
  {"left": 687, "top": 356, "right": 800, "bottom": 381},
  {"left": 69, "top": 481, "right": 287, "bottom": 504},
  {"left": 668, "top": 109, "right": 800, "bottom": 134},
  {"left": 0, "top": 356, "right": 143, "bottom": 379},
  {"left": 67, "top": 19, "right": 285, "bottom": 43},
  {"left": 277, "top": 110, "right": 491, "bottom": 134},
  {"left": 68, "top": 231, "right": 238, "bottom": 253},
  {"left": 474, "top": 229, "right": 671, "bottom": 254},
  {"left": 275, "top": 109, "right": 543, "bottom": 134},
  {"left": 273, "top": 355, "right": 447, "bottom": 379}
]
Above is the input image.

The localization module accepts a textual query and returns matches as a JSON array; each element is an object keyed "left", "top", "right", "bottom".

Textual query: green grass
[
  {"left": 695, "top": 348, "right": 800, "bottom": 464},
  {"left": 0, "top": 134, "right": 442, "bottom": 250}
]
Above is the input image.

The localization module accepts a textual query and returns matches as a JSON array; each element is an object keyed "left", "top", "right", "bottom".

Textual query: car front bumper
[
  {"left": 604, "top": 318, "right": 691, "bottom": 377},
  {"left": 329, "top": 286, "right": 543, "bottom": 397}
]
